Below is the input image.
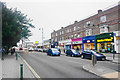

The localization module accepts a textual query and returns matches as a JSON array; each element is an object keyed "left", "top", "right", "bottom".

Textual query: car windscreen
[
  {"left": 71, "top": 49, "right": 77, "bottom": 53},
  {"left": 91, "top": 50, "right": 101, "bottom": 56},
  {"left": 51, "top": 49, "right": 59, "bottom": 52}
]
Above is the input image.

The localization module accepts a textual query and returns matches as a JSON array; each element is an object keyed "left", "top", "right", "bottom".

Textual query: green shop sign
[{"left": 95, "top": 32, "right": 114, "bottom": 43}]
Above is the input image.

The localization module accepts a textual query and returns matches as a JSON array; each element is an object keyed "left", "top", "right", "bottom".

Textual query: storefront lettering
[{"left": 97, "top": 37, "right": 113, "bottom": 42}]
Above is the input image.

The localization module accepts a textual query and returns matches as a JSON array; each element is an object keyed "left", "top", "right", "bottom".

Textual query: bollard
[
  {"left": 113, "top": 53, "right": 115, "bottom": 60},
  {"left": 20, "top": 64, "right": 23, "bottom": 80},
  {"left": 16, "top": 52, "right": 18, "bottom": 60},
  {"left": 91, "top": 55, "right": 97, "bottom": 66}
]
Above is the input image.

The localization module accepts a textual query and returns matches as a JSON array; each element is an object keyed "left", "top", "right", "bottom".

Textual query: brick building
[{"left": 51, "top": 4, "right": 120, "bottom": 53}]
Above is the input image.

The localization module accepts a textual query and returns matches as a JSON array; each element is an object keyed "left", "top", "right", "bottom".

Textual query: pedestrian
[
  {"left": 1, "top": 46, "right": 5, "bottom": 60},
  {"left": 11, "top": 48, "right": 14, "bottom": 55}
]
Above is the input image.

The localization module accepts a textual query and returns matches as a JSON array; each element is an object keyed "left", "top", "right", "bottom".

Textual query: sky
[{"left": 1, "top": 0, "right": 120, "bottom": 44}]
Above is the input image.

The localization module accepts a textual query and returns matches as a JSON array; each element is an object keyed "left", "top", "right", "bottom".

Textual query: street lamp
[{"left": 39, "top": 28, "right": 43, "bottom": 48}]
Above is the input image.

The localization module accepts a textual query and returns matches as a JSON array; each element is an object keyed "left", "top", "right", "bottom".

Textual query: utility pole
[
  {"left": 39, "top": 28, "right": 43, "bottom": 48},
  {"left": 42, "top": 27, "right": 43, "bottom": 48}
]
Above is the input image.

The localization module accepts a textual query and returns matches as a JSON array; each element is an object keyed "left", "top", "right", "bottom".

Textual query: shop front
[
  {"left": 71, "top": 38, "right": 82, "bottom": 51},
  {"left": 58, "top": 39, "right": 71, "bottom": 50},
  {"left": 95, "top": 32, "right": 114, "bottom": 53},
  {"left": 82, "top": 35, "right": 96, "bottom": 51}
]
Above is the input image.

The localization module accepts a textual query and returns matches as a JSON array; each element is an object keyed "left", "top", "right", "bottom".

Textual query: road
[{"left": 19, "top": 51, "right": 119, "bottom": 79}]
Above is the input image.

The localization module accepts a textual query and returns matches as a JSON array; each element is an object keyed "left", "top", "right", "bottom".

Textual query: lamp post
[{"left": 39, "top": 28, "right": 43, "bottom": 48}]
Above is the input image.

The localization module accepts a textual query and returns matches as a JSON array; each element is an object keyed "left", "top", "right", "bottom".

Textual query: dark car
[
  {"left": 81, "top": 50, "right": 106, "bottom": 60},
  {"left": 66, "top": 49, "right": 81, "bottom": 57},
  {"left": 43, "top": 49, "right": 48, "bottom": 52},
  {"left": 47, "top": 48, "right": 60, "bottom": 56}
]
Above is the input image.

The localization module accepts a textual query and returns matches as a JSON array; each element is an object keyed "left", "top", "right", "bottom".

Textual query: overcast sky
[{"left": 1, "top": 0, "right": 119, "bottom": 43}]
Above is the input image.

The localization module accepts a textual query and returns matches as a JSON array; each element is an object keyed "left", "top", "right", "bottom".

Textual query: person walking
[{"left": 1, "top": 47, "right": 5, "bottom": 60}]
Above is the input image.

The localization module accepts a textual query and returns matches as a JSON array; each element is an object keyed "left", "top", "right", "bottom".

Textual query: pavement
[
  {"left": 0, "top": 53, "right": 2, "bottom": 80},
  {"left": 82, "top": 64, "right": 119, "bottom": 79},
  {"left": 2, "top": 53, "right": 35, "bottom": 79},
  {"left": 83, "top": 53, "right": 120, "bottom": 80},
  {"left": 102, "top": 53, "right": 119, "bottom": 64}
]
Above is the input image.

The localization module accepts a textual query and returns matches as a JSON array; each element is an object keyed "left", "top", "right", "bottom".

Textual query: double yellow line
[
  {"left": 23, "top": 60, "right": 40, "bottom": 78},
  {"left": 18, "top": 53, "right": 41, "bottom": 79}
]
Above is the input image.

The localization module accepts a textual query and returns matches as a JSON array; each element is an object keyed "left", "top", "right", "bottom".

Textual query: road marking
[
  {"left": 18, "top": 54, "right": 41, "bottom": 79},
  {"left": 23, "top": 60, "right": 40, "bottom": 78}
]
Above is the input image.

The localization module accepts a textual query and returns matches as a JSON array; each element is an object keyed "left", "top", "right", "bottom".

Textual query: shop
[
  {"left": 71, "top": 38, "right": 82, "bottom": 50},
  {"left": 95, "top": 32, "right": 114, "bottom": 53},
  {"left": 82, "top": 35, "right": 96, "bottom": 51},
  {"left": 58, "top": 39, "right": 71, "bottom": 50}
]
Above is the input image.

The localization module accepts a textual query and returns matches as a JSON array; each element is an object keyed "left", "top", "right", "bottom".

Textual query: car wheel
[
  {"left": 81, "top": 55, "right": 84, "bottom": 59},
  {"left": 66, "top": 54, "right": 68, "bottom": 56},
  {"left": 70, "top": 54, "right": 73, "bottom": 57},
  {"left": 51, "top": 53, "right": 53, "bottom": 56}
]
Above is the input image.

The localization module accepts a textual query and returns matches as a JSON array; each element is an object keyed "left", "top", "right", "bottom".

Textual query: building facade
[{"left": 51, "top": 4, "right": 120, "bottom": 53}]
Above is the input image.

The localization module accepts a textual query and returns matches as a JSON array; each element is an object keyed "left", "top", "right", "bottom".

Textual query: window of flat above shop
[
  {"left": 86, "top": 29, "right": 92, "bottom": 36},
  {"left": 60, "top": 32, "right": 61, "bottom": 35},
  {"left": 78, "top": 26, "right": 80, "bottom": 29},
  {"left": 74, "top": 27, "right": 76, "bottom": 31},
  {"left": 63, "top": 37, "right": 64, "bottom": 40},
  {"left": 67, "top": 29, "right": 69, "bottom": 33},
  {"left": 69, "top": 29, "right": 71, "bottom": 32},
  {"left": 86, "top": 21, "right": 91, "bottom": 27},
  {"left": 62, "top": 31, "right": 64, "bottom": 34},
  {"left": 56, "top": 33, "right": 57, "bottom": 36},
  {"left": 55, "top": 37, "right": 57, "bottom": 41},
  {"left": 100, "top": 15, "right": 106, "bottom": 23},
  {"left": 77, "top": 33, "right": 80, "bottom": 38},
  {"left": 74, "top": 34, "right": 77, "bottom": 38}
]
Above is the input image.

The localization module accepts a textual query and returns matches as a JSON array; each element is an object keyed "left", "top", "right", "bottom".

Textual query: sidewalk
[
  {"left": 82, "top": 64, "right": 120, "bottom": 79},
  {"left": 102, "top": 53, "right": 119, "bottom": 64},
  {"left": 2, "top": 53, "right": 35, "bottom": 79}
]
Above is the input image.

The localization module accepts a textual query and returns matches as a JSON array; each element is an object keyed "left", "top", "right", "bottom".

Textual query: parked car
[
  {"left": 19, "top": 47, "right": 23, "bottom": 50},
  {"left": 28, "top": 47, "right": 34, "bottom": 51},
  {"left": 66, "top": 49, "right": 81, "bottom": 57},
  {"left": 47, "top": 48, "right": 60, "bottom": 56},
  {"left": 43, "top": 49, "right": 48, "bottom": 52},
  {"left": 38, "top": 48, "right": 43, "bottom": 52},
  {"left": 35, "top": 48, "right": 38, "bottom": 51},
  {"left": 81, "top": 50, "right": 106, "bottom": 60}
]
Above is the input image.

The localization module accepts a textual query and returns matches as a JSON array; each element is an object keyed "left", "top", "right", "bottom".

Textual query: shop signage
[
  {"left": 97, "top": 37, "right": 113, "bottom": 42},
  {"left": 35, "top": 41, "right": 39, "bottom": 45},
  {"left": 87, "top": 40, "right": 90, "bottom": 43},
  {"left": 72, "top": 41, "right": 82, "bottom": 44}
]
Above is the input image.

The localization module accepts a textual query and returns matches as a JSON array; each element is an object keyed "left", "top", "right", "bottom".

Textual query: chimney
[
  {"left": 53, "top": 30, "right": 55, "bottom": 32},
  {"left": 98, "top": 10, "right": 102, "bottom": 14},
  {"left": 74, "top": 21, "right": 78, "bottom": 23},
  {"left": 61, "top": 27, "right": 63, "bottom": 29}
]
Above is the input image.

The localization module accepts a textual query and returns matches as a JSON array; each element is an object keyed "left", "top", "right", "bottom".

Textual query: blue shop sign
[{"left": 82, "top": 35, "right": 95, "bottom": 43}]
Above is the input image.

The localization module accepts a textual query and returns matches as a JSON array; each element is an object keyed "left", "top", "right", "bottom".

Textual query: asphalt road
[{"left": 19, "top": 51, "right": 119, "bottom": 79}]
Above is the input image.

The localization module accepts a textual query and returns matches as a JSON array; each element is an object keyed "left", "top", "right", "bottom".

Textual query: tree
[{"left": 2, "top": 2, "right": 34, "bottom": 51}]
